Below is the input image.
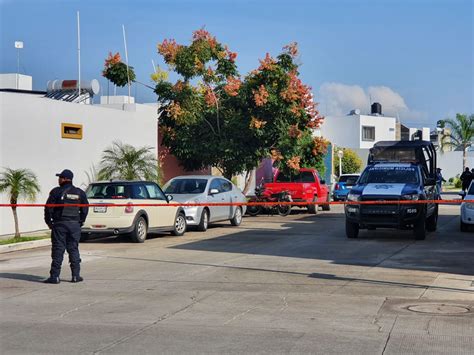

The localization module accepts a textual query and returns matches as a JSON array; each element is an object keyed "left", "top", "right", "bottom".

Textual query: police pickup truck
[{"left": 345, "top": 141, "right": 438, "bottom": 240}]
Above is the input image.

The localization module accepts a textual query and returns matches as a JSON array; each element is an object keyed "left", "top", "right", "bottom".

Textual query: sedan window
[
  {"left": 164, "top": 179, "right": 208, "bottom": 194},
  {"left": 145, "top": 183, "right": 167, "bottom": 200},
  {"left": 209, "top": 179, "right": 222, "bottom": 193},
  {"left": 219, "top": 179, "right": 232, "bottom": 192}
]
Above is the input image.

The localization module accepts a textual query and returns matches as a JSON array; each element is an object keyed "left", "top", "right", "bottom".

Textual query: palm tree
[
  {"left": 439, "top": 113, "right": 474, "bottom": 170},
  {"left": 98, "top": 141, "right": 161, "bottom": 182},
  {"left": 0, "top": 168, "right": 41, "bottom": 238}
]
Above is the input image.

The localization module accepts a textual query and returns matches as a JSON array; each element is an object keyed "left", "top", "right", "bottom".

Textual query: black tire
[
  {"left": 307, "top": 196, "right": 318, "bottom": 214},
  {"left": 246, "top": 205, "right": 261, "bottom": 216},
  {"left": 414, "top": 215, "right": 426, "bottom": 240},
  {"left": 322, "top": 194, "right": 331, "bottom": 211},
  {"left": 460, "top": 219, "right": 469, "bottom": 232},
  {"left": 346, "top": 220, "right": 359, "bottom": 238},
  {"left": 426, "top": 205, "right": 438, "bottom": 232},
  {"left": 278, "top": 204, "right": 292, "bottom": 216},
  {"left": 130, "top": 216, "right": 147, "bottom": 243},
  {"left": 172, "top": 212, "right": 187, "bottom": 236},
  {"left": 197, "top": 209, "right": 209, "bottom": 232},
  {"left": 230, "top": 207, "right": 243, "bottom": 226},
  {"left": 80, "top": 233, "right": 89, "bottom": 242}
]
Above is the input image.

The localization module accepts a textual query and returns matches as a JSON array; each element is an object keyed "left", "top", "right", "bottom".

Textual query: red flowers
[
  {"left": 258, "top": 53, "right": 277, "bottom": 71},
  {"left": 157, "top": 39, "right": 181, "bottom": 63},
  {"left": 224, "top": 76, "right": 242, "bottom": 96},
  {"left": 286, "top": 156, "right": 301, "bottom": 171},
  {"left": 102, "top": 52, "right": 121, "bottom": 76},
  {"left": 204, "top": 86, "right": 218, "bottom": 107},
  {"left": 288, "top": 125, "right": 303, "bottom": 139},
  {"left": 283, "top": 42, "right": 299, "bottom": 58},
  {"left": 253, "top": 85, "right": 269, "bottom": 106}
]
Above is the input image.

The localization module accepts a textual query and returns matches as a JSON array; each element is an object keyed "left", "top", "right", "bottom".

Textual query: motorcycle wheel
[
  {"left": 247, "top": 205, "right": 262, "bottom": 216},
  {"left": 278, "top": 204, "right": 291, "bottom": 216}
]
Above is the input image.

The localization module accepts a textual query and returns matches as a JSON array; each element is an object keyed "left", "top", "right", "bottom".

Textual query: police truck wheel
[
  {"left": 131, "top": 216, "right": 147, "bottom": 243},
  {"left": 346, "top": 220, "right": 359, "bottom": 238},
  {"left": 172, "top": 212, "right": 187, "bottom": 236},
  {"left": 197, "top": 209, "right": 209, "bottom": 232},
  {"left": 230, "top": 207, "right": 243, "bottom": 226},
  {"left": 307, "top": 196, "right": 318, "bottom": 214},
  {"left": 414, "top": 216, "right": 426, "bottom": 240},
  {"left": 426, "top": 206, "right": 438, "bottom": 232}
]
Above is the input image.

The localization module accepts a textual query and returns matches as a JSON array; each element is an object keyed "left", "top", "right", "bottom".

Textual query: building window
[
  {"left": 61, "top": 123, "right": 83, "bottom": 139},
  {"left": 362, "top": 126, "right": 375, "bottom": 141}
]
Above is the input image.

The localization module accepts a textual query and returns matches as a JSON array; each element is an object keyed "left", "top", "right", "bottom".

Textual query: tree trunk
[
  {"left": 242, "top": 169, "right": 255, "bottom": 196},
  {"left": 12, "top": 207, "right": 20, "bottom": 238},
  {"left": 463, "top": 144, "right": 468, "bottom": 171}
]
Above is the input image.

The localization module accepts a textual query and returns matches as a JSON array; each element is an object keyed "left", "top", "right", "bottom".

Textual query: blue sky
[{"left": 1, "top": 0, "right": 472, "bottom": 127}]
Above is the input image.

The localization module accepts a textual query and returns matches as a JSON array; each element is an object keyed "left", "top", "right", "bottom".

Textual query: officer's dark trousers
[{"left": 50, "top": 221, "right": 82, "bottom": 278}]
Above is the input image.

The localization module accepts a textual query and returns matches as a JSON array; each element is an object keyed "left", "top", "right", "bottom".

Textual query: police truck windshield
[{"left": 359, "top": 166, "right": 419, "bottom": 184}]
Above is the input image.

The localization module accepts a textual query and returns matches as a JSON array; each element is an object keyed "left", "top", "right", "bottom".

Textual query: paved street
[{"left": 1, "top": 204, "right": 473, "bottom": 354}]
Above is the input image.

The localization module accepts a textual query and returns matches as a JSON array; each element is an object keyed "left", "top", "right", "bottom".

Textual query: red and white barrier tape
[{"left": 0, "top": 199, "right": 467, "bottom": 208}]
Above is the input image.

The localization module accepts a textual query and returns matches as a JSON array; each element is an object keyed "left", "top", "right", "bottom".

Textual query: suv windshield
[
  {"left": 164, "top": 179, "right": 208, "bottom": 194},
  {"left": 339, "top": 175, "right": 359, "bottom": 185},
  {"left": 359, "top": 166, "right": 419, "bottom": 184}
]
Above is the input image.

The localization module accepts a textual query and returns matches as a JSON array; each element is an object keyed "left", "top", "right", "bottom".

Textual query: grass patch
[{"left": 0, "top": 235, "right": 50, "bottom": 245}]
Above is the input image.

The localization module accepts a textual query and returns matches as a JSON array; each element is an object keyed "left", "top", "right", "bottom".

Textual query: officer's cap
[{"left": 56, "top": 169, "right": 74, "bottom": 180}]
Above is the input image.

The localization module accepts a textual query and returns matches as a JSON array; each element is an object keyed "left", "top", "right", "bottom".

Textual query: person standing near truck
[{"left": 460, "top": 167, "right": 472, "bottom": 192}]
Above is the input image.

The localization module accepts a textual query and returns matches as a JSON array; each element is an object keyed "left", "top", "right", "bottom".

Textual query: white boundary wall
[{"left": 0, "top": 92, "right": 158, "bottom": 235}]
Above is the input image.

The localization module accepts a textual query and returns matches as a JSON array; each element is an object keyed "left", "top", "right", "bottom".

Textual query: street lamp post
[
  {"left": 337, "top": 150, "right": 343, "bottom": 177},
  {"left": 14, "top": 41, "right": 23, "bottom": 89}
]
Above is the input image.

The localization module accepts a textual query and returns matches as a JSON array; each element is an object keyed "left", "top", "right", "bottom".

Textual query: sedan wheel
[
  {"left": 230, "top": 207, "right": 243, "bottom": 226},
  {"left": 197, "top": 209, "right": 209, "bottom": 232},
  {"left": 172, "top": 213, "right": 187, "bottom": 236}
]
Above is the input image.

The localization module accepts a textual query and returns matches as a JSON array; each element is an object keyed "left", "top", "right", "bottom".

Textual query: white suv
[{"left": 82, "top": 181, "right": 186, "bottom": 243}]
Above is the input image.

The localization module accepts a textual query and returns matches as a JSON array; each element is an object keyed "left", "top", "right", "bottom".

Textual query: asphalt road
[{"left": 1, "top": 205, "right": 473, "bottom": 354}]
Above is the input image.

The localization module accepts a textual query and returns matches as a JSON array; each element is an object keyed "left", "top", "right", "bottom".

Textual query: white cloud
[{"left": 317, "top": 82, "right": 427, "bottom": 123}]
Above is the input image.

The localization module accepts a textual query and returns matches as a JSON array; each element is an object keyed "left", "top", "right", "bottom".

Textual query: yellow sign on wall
[{"left": 61, "top": 123, "right": 83, "bottom": 139}]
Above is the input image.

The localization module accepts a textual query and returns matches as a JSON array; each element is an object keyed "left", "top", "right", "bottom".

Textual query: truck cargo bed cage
[{"left": 368, "top": 141, "right": 436, "bottom": 177}]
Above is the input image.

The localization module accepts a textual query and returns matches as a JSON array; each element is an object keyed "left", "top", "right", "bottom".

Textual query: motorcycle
[{"left": 247, "top": 180, "right": 292, "bottom": 216}]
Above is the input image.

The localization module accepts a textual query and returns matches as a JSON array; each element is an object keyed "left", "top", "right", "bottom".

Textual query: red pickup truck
[{"left": 263, "top": 168, "right": 330, "bottom": 213}]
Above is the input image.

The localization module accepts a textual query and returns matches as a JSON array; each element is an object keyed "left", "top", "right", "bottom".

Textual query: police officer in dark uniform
[{"left": 44, "top": 169, "right": 89, "bottom": 284}]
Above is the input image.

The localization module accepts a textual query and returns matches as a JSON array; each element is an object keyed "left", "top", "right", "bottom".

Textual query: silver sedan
[{"left": 163, "top": 175, "right": 247, "bottom": 232}]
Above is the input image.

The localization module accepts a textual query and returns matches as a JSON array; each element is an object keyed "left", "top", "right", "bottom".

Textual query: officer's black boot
[
  {"left": 44, "top": 276, "right": 60, "bottom": 284},
  {"left": 71, "top": 275, "right": 83, "bottom": 283}
]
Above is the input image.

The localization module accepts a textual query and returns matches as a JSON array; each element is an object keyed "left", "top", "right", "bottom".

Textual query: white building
[
  {"left": 0, "top": 74, "right": 159, "bottom": 235},
  {"left": 319, "top": 111, "right": 397, "bottom": 150}
]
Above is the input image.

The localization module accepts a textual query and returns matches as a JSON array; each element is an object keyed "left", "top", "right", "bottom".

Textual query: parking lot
[{"left": 1, "top": 204, "right": 473, "bottom": 354}]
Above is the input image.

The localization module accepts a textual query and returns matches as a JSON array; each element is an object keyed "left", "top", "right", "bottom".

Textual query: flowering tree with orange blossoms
[{"left": 154, "top": 31, "right": 326, "bottom": 179}]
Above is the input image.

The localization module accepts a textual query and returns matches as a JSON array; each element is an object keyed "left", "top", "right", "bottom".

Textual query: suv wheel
[
  {"left": 197, "top": 209, "right": 209, "bottom": 232},
  {"left": 426, "top": 206, "right": 438, "bottom": 232},
  {"left": 230, "top": 207, "right": 243, "bottom": 226},
  {"left": 346, "top": 220, "right": 359, "bottom": 238},
  {"left": 414, "top": 215, "right": 426, "bottom": 240},
  {"left": 131, "top": 216, "right": 147, "bottom": 243},
  {"left": 307, "top": 196, "right": 318, "bottom": 214},
  {"left": 172, "top": 212, "right": 187, "bottom": 236}
]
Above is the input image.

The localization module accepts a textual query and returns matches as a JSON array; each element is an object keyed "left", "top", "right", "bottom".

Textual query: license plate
[{"left": 94, "top": 206, "right": 107, "bottom": 213}]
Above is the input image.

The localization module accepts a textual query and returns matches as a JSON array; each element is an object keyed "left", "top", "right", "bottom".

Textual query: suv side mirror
[
  {"left": 209, "top": 188, "right": 219, "bottom": 195},
  {"left": 166, "top": 194, "right": 173, "bottom": 202},
  {"left": 425, "top": 177, "right": 436, "bottom": 186},
  {"left": 320, "top": 179, "right": 326, "bottom": 185}
]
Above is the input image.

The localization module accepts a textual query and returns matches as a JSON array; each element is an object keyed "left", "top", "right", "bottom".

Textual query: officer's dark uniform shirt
[{"left": 44, "top": 182, "right": 89, "bottom": 226}]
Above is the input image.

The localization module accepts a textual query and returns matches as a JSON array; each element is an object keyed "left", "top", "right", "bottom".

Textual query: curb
[{"left": 0, "top": 239, "right": 51, "bottom": 254}]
